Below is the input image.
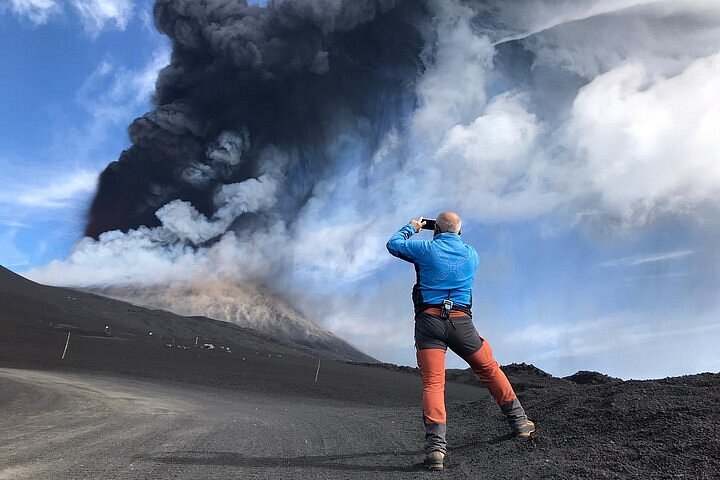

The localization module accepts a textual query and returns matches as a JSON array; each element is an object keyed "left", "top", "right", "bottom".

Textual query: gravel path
[{"left": 0, "top": 368, "right": 437, "bottom": 479}]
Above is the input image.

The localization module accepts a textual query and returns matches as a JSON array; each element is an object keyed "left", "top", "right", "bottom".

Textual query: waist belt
[{"left": 423, "top": 307, "right": 469, "bottom": 318}]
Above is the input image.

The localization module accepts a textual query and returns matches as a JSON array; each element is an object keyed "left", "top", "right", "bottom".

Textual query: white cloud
[
  {"left": 76, "top": 44, "right": 170, "bottom": 128},
  {"left": 3, "top": 0, "right": 135, "bottom": 34},
  {"left": 16, "top": 170, "right": 98, "bottom": 208},
  {"left": 566, "top": 54, "right": 720, "bottom": 223},
  {"left": 70, "top": 0, "right": 134, "bottom": 35},
  {"left": 0, "top": 41, "right": 168, "bottom": 244},
  {"left": 0, "top": 169, "right": 98, "bottom": 209},
  {"left": 0, "top": 220, "right": 28, "bottom": 228},
  {"left": 525, "top": 0, "right": 720, "bottom": 78},
  {"left": 431, "top": 93, "right": 561, "bottom": 219},
  {"left": 5, "top": 0, "right": 61, "bottom": 24},
  {"left": 411, "top": 0, "right": 494, "bottom": 145},
  {"left": 357, "top": 1, "right": 720, "bottom": 233},
  {"left": 404, "top": 1, "right": 720, "bottom": 228},
  {"left": 38, "top": 42, "right": 170, "bottom": 176},
  {"left": 599, "top": 250, "right": 695, "bottom": 267},
  {"left": 491, "top": 0, "right": 665, "bottom": 47}
]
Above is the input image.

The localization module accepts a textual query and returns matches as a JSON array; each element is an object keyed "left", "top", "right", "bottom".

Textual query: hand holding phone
[{"left": 421, "top": 218, "right": 436, "bottom": 230}]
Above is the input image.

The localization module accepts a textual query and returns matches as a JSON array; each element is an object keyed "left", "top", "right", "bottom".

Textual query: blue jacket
[{"left": 386, "top": 223, "right": 479, "bottom": 314}]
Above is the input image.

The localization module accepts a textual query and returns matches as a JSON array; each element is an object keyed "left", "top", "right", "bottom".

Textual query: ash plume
[
  {"left": 28, "top": 0, "right": 720, "bottom": 370},
  {"left": 85, "top": 0, "right": 425, "bottom": 240}
]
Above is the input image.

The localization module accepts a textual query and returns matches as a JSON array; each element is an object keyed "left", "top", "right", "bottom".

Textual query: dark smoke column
[{"left": 86, "top": 0, "right": 428, "bottom": 239}]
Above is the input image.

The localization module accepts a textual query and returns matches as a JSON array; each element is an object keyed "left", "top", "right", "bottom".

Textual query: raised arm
[{"left": 386, "top": 219, "right": 429, "bottom": 262}]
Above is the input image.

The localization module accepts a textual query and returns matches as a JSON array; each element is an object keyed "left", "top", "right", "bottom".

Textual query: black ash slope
[
  {"left": 1, "top": 266, "right": 719, "bottom": 479},
  {"left": 0, "top": 265, "right": 374, "bottom": 364},
  {"left": 0, "top": 264, "right": 476, "bottom": 405}
]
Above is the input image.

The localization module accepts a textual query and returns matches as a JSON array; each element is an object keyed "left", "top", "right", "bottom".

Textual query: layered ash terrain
[
  {"left": 0, "top": 266, "right": 373, "bottom": 364},
  {"left": 1, "top": 266, "right": 719, "bottom": 479},
  {"left": 91, "top": 280, "right": 375, "bottom": 364}
]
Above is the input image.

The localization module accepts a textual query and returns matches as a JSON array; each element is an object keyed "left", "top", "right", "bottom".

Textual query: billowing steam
[{"left": 29, "top": 0, "right": 720, "bottom": 368}]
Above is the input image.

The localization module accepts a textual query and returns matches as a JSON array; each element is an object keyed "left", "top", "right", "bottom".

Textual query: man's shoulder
[
  {"left": 407, "top": 239, "right": 433, "bottom": 250},
  {"left": 463, "top": 242, "right": 478, "bottom": 253},
  {"left": 451, "top": 240, "right": 479, "bottom": 262}
]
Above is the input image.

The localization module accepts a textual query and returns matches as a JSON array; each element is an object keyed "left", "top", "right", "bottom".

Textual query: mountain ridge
[{"left": 0, "top": 265, "right": 374, "bottom": 363}]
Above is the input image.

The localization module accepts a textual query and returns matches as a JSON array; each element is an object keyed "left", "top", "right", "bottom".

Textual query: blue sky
[
  {"left": 0, "top": 0, "right": 168, "bottom": 268},
  {"left": 1, "top": 0, "right": 719, "bottom": 380},
  {"left": 333, "top": 215, "right": 718, "bottom": 379}
]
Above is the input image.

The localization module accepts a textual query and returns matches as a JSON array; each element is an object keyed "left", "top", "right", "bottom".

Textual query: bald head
[{"left": 435, "top": 211, "right": 462, "bottom": 234}]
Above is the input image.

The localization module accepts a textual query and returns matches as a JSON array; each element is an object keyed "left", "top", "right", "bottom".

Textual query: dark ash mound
[
  {"left": 564, "top": 370, "right": 623, "bottom": 385},
  {"left": 447, "top": 372, "right": 720, "bottom": 479}
]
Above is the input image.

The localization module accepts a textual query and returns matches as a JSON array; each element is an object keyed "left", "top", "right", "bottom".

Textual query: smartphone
[{"left": 421, "top": 218, "right": 436, "bottom": 230}]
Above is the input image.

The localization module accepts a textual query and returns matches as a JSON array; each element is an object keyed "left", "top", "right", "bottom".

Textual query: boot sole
[{"left": 426, "top": 463, "right": 444, "bottom": 471}]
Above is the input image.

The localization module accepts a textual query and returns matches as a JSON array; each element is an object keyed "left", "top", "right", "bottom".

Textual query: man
[{"left": 387, "top": 211, "right": 534, "bottom": 471}]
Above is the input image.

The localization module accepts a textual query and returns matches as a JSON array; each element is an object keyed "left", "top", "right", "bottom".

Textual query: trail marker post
[{"left": 61, "top": 332, "right": 71, "bottom": 360}]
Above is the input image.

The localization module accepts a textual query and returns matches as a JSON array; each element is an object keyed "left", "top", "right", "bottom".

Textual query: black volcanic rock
[
  {"left": 443, "top": 362, "right": 570, "bottom": 393},
  {"left": 564, "top": 370, "right": 623, "bottom": 385},
  {"left": 350, "top": 360, "right": 572, "bottom": 393},
  {"left": 503, "top": 362, "right": 553, "bottom": 378}
]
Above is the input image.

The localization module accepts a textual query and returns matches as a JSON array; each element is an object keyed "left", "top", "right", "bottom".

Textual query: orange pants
[{"left": 417, "top": 339, "right": 517, "bottom": 425}]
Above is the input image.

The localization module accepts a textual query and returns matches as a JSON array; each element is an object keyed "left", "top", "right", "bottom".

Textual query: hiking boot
[
  {"left": 424, "top": 450, "right": 445, "bottom": 471},
  {"left": 513, "top": 419, "right": 536, "bottom": 438},
  {"left": 501, "top": 398, "right": 535, "bottom": 438}
]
